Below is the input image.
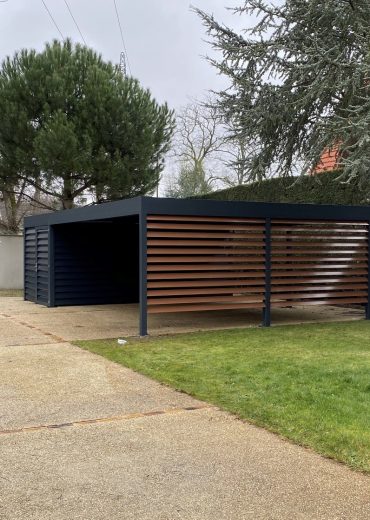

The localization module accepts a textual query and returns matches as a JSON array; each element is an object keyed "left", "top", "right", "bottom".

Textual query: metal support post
[
  {"left": 262, "top": 217, "right": 271, "bottom": 327},
  {"left": 139, "top": 211, "right": 148, "bottom": 336}
]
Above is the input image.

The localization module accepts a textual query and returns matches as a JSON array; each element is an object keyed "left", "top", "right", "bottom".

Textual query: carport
[{"left": 24, "top": 196, "right": 370, "bottom": 336}]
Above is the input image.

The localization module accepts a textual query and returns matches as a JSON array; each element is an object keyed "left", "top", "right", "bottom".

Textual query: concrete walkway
[{"left": 0, "top": 298, "right": 369, "bottom": 519}]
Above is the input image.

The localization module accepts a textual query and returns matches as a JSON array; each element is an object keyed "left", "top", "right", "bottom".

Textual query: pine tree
[
  {"left": 195, "top": 1, "right": 370, "bottom": 184},
  {"left": 0, "top": 40, "right": 174, "bottom": 209}
]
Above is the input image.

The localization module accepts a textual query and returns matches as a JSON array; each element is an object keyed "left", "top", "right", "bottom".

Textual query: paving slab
[
  {"left": 0, "top": 341, "right": 200, "bottom": 430},
  {"left": 0, "top": 409, "right": 370, "bottom": 520},
  {"left": 0, "top": 314, "right": 56, "bottom": 347}
]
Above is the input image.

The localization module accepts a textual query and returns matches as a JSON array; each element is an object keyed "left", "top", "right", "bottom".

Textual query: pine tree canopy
[
  {"left": 0, "top": 40, "right": 174, "bottom": 209},
  {"left": 195, "top": 0, "right": 370, "bottom": 183}
]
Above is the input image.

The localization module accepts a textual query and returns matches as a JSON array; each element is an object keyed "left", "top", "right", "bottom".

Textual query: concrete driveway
[
  {"left": 0, "top": 297, "right": 369, "bottom": 519},
  {"left": 0, "top": 297, "right": 363, "bottom": 340}
]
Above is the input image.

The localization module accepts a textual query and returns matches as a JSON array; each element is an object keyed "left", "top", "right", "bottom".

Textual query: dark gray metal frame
[{"left": 24, "top": 196, "right": 370, "bottom": 336}]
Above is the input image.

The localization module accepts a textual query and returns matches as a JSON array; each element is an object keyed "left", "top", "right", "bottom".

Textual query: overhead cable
[
  {"left": 113, "top": 0, "right": 132, "bottom": 76},
  {"left": 63, "top": 0, "right": 87, "bottom": 46},
  {"left": 41, "top": 0, "right": 65, "bottom": 41}
]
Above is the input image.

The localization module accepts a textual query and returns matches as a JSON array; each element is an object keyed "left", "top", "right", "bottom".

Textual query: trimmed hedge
[{"left": 197, "top": 171, "right": 368, "bottom": 205}]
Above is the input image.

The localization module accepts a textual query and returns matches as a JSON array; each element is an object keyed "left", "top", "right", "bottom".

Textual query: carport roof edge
[{"left": 24, "top": 195, "right": 370, "bottom": 228}]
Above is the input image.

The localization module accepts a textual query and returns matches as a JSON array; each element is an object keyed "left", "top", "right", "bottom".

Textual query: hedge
[{"left": 197, "top": 171, "right": 368, "bottom": 205}]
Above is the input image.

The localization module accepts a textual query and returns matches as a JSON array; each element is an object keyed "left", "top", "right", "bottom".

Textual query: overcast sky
[{"left": 0, "top": 0, "right": 245, "bottom": 110}]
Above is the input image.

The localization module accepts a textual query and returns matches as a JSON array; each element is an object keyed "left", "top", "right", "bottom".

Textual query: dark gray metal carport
[{"left": 24, "top": 196, "right": 370, "bottom": 336}]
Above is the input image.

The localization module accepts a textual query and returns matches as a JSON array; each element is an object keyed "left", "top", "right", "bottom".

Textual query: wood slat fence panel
[
  {"left": 146, "top": 215, "right": 369, "bottom": 314},
  {"left": 270, "top": 220, "right": 369, "bottom": 307},
  {"left": 147, "top": 215, "right": 266, "bottom": 313}
]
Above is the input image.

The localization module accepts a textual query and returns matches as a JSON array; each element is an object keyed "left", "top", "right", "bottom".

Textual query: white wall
[{"left": 0, "top": 235, "right": 23, "bottom": 289}]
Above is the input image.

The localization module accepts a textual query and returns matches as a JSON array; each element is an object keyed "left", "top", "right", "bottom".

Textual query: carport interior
[{"left": 53, "top": 215, "right": 139, "bottom": 306}]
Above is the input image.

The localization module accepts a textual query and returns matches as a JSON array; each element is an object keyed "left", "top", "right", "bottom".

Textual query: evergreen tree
[
  {"left": 195, "top": 1, "right": 370, "bottom": 183},
  {"left": 0, "top": 40, "right": 174, "bottom": 209}
]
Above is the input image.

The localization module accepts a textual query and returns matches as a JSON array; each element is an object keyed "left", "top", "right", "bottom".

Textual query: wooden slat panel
[
  {"left": 270, "top": 218, "right": 368, "bottom": 309},
  {"left": 147, "top": 214, "right": 369, "bottom": 315}
]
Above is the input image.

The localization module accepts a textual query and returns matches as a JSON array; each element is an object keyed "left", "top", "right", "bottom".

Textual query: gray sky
[{"left": 0, "top": 0, "right": 244, "bottom": 110}]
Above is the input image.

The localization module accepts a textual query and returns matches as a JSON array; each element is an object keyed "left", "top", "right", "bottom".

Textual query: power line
[
  {"left": 41, "top": 0, "right": 65, "bottom": 41},
  {"left": 63, "top": 0, "right": 87, "bottom": 46},
  {"left": 113, "top": 0, "right": 132, "bottom": 76}
]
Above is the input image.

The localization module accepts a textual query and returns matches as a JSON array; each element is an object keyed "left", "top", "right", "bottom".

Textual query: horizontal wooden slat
[
  {"left": 148, "top": 263, "right": 265, "bottom": 271},
  {"left": 272, "top": 220, "right": 368, "bottom": 226},
  {"left": 147, "top": 215, "right": 264, "bottom": 223},
  {"left": 147, "top": 231, "right": 265, "bottom": 239},
  {"left": 272, "top": 249, "right": 367, "bottom": 255},
  {"left": 148, "top": 279, "right": 266, "bottom": 288},
  {"left": 147, "top": 271, "right": 266, "bottom": 280},
  {"left": 271, "top": 290, "right": 367, "bottom": 301},
  {"left": 148, "top": 287, "right": 267, "bottom": 297},
  {"left": 148, "top": 283, "right": 367, "bottom": 297},
  {"left": 272, "top": 263, "right": 368, "bottom": 270},
  {"left": 272, "top": 227, "right": 368, "bottom": 233},
  {"left": 148, "top": 246, "right": 265, "bottom": 255},
  {"left": 147, "top": 222, "right": 265, "bottom": 231},
  {"left": 148, "top": 239, "right": 265, "bottom": 247},
  {"left": 271, "top": 268, "right": 368, "bottom": 277},
  {"left": 148, "top": 255, "right": 264, "bottom": 267},
  {"left": 148, "top": 302, "right": 265, "bottom": 313},
  {"left": 148, "top": 295, "right": 264, "bottom": 305},
  {"left": 272, "top": 234, "right": 367, "bottom": 241},
  {"left": 272, "top": 255, "right": 368, "bottom": 262},
  {"left": 272, "top": 241, "right": 366, "bottom": 247},
  {"left": 271, "top": 276, "right": 367, "bottom": 285},
  {"left": 272, "top": 297, "right": 367, "bottom": 307}
]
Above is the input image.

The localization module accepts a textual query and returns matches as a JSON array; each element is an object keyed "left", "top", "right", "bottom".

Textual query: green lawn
[{"left": 75, "top": 321, "right": 370, "bottom": 473}]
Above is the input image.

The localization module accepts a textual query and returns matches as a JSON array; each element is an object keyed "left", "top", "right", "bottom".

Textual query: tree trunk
[
  {"left": 62, "top": 175, "right": 74, "bottom": 209},
  {"left": 1, "top": 190, "right": 21, "bottom": 234}
]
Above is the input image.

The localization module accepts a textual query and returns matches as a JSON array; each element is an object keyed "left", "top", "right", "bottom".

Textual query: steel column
[
  {"left": 48, "top": 226, "right": 55, "bottom": 307},
  {"left": 139, "top": 210, "right": 148, "bottom": 336},
  {"left": 366, "top": 221, "right": 370, "bottom": 320},
  {"left": 262, "top": 217, "right": 271, "bottom": 327}
]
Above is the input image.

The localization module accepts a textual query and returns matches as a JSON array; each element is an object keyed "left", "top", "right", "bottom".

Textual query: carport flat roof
[{"left": 24, "top": 195, "right": 370, "bottom": 228}]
